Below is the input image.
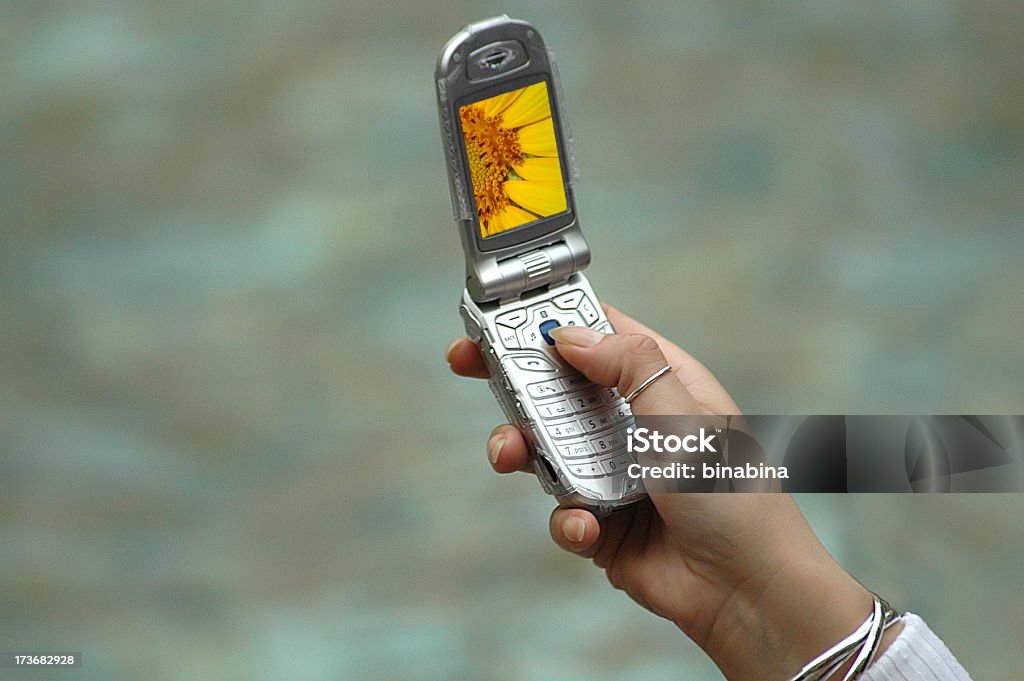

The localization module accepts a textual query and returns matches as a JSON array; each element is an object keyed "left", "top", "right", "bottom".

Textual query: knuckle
[{"left": 623, "top": 333, "right": 660, "bottom": 357}]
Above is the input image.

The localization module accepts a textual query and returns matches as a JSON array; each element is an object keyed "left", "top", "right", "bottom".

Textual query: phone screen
[{"left": 459, "top": 81, "right": 568, "bottom": 238}]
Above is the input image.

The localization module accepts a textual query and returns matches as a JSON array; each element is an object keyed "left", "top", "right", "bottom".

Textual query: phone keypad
[
  {"left": 525, "top": 372, "right": 633, "bottom": 478},
  {"left": 496, "top": 289, "right": 635, "bottom": 481}
]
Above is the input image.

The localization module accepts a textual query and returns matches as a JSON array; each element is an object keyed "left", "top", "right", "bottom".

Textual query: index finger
[{"left": 446, "top": 337, "right": 490, "bottom": 379}]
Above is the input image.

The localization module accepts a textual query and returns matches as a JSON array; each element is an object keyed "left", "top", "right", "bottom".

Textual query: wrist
[
  {"left": 699, "top": 555, "right": 872, "bottom": 681},
  {"left": 655, "top": 493, "right": 905, "bottom": 679}
]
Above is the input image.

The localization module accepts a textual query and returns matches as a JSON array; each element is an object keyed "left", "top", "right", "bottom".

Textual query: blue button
[{"left": 539, "top": 320, "right": 561, "bottom": 345}]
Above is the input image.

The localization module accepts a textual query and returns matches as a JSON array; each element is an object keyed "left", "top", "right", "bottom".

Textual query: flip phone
[{"left": 435, "top": 16, "right": 643, "bottom": 513}]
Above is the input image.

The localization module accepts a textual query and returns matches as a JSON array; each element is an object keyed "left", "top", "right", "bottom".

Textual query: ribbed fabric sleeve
[{"left": 861, "top": 613, "right": 972, "bottom": 680}]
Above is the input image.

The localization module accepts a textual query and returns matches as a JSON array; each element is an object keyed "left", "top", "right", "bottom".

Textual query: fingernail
[
  {"left": 445, "top": 338, "right": 461, "bottom": 363},
  {"left": 563, "top": 517, "right": 586, "bottom": 543},
  {"left": 487, "top": 436, "right": 505, "bottom": 465},
  {"left": 549, "top": 326, "right": 603, "bottom": 347}
]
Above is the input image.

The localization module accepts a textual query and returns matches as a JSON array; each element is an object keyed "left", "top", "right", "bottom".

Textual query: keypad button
[
  {"left": 580, "top": 411, "right": 615, "bottom": 433},
  {"left": 599, "top": 387, "right": 621, "bottom": 403},
  {"left": 547, "top": 421, "right": 582, "bottom": 440},
  {"left": 513, "top": 355, "right": 557, "bottom": 372},
  {"left": 561, "top": 372, "right": 590, "bottom": 392},
  {"left": 496, "top": 309, "right": 529, "bottom": 328},
  {"left": 537, "top": 400, "right": 572, "bottom": 420},
  {"left": 558, "top": 442, "right": 593, "bottom": 459},
  {"left": 526, "top": 379, "right": 563, "bottom": 399},
  {"left": 579, "top": 297, "right": 600, "bottom": 324},
  {"left": 603, "top": 397, "right": 631, "bottom": 419},
  {"left": 610, "top": 403, "right": 631, "bottom": 419},
  {"left": 565, "top": 390, "right": 603, "bottom": 414},
  {"left": 532, "top": 305, "right": 555, "bottom": 321},
  {"left": 600, "top": 453, "right": 631, "bottom": 475},
  {"left": 496, "top": 325, "right": 520, "bottom": 349},
  {"left": 539, "top": 319, "right": 560, "bottom": 345},
  {"left": 552, "top": 290, "right": 585, "bottom": 310},
  {"left": 606, "top": 398, "right": 630, "bottom": 411},
  {"left": 591, "top": 428, "right": 628, "bottom": 454},
  {"left": 570, "top": 461, "right": 605, "bottom": 478}
]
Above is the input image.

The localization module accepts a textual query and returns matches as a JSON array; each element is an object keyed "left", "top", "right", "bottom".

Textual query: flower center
[{"left": 461, "top": 106, "right": 523, "bottom": 226}]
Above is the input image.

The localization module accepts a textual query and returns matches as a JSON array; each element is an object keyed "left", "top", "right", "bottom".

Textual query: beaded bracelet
[{"left": 786, "top": 594, "right": 901, "bottom": 681}]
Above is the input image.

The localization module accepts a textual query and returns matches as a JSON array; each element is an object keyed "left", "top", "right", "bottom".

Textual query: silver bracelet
[{"left": 787, "top": 594, "right": 902, "bottom": 681}]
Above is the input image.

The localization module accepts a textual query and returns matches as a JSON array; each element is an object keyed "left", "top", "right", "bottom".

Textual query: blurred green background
[{"left": 2, "top": 1, "right": 1022, "bottom": 679}]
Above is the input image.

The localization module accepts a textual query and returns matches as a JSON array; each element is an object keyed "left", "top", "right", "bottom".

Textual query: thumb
[{"left": 548, "top": 326, "right": 702, "bottom": 415}]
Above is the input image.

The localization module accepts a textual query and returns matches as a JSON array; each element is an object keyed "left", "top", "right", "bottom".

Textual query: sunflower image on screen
[{"left": 460, "top": 81, "right": 568, "bottom": 238}]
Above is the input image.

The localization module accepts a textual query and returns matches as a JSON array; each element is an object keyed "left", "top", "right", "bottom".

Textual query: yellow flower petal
[
  {"left": 512, "top": 156, "right": 563, "bottom": 182},
  {"left": 505, "top": 179, "right": 567, "bottom": 217},
  {"left": 481, "top": 89, "right": 522, "bottom": 117},
  {"left": 487, "top": 204, "right": 537, "bottom": 235},
  {"left": 516, "top": 118, "right": 559, "bottom": 156},
  {"left": 500, "top": 82, "right": 551, "bottom": 129},
  {"left": 462, "top": 80, "right": 567, "bottom": 237}
]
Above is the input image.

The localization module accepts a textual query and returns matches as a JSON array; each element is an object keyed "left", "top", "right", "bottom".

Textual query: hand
[{"left": 446, "top": 303, "right": 900, "bottom": 681}]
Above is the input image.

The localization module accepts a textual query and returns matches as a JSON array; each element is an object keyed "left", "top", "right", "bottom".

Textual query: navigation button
[
  {"left": 496, "top": 325, "right": 520, "bottom": 349},
  {"left": 533, "top": 305, "right": 554, "bottom": 321},
  {"left": 579, "top": 297, "right": 600, "bottom": 324},
  {"left": 552, "top": 290, "right": 585, "bottom": 310},
  {"left": 539, "top": 319, "right": 561, "bottom": 345},
  {"left": 496, "top": 309, "right": 529, "bottom": 328}
]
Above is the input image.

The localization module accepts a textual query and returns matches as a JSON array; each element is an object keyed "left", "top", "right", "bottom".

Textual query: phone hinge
[{"left": 492, "top": 241, "right": 576, "bottom": 302}]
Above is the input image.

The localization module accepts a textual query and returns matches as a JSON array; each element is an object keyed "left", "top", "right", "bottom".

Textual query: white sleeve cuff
[{"left": 861, "top": 613, "right": 973, "bottom": 681}]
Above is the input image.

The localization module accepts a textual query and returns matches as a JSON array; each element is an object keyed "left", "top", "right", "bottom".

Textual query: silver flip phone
[{"left": 435, "top": 16, "right": 643, "bottom": 514}]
